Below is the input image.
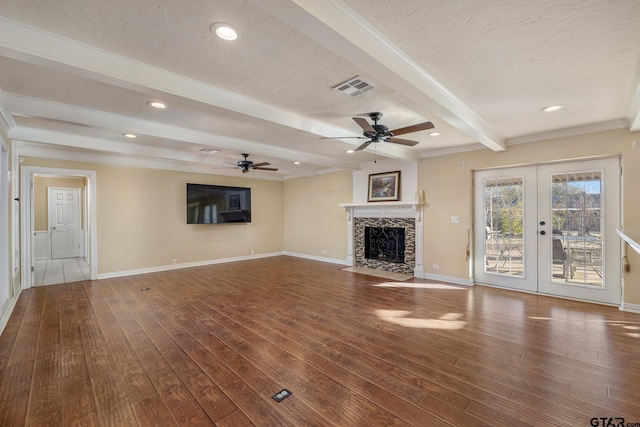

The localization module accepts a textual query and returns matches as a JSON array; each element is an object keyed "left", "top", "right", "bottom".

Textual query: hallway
[{"left": 33, "top": 257, "right": 90, "bottom": 286}]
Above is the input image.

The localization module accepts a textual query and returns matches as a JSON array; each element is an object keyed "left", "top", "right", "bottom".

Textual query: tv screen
[{"left": 187, "top": 183, "right": 251, "bottom": 224}]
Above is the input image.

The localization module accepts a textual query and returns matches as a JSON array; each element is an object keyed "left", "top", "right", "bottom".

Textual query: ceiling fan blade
[
  {"left": 355, "top": 140, "right": 373, "bottom": 151},
  {"left": 319, "top": 136, "right": 368, "bottom": 139},
  {"left": 254, "top": 167, "right": 279, "bottom": 171},
  {"left": 390, "top": 121, "right": 434, "bottom": 136},
  {"left": 352, "top": 117, "right": 376, "bottom": 133},
  {"left": 252, "top": 162, "right": 270, "bottom": 168},
  {"left": 388, "top": 137, "right": 420, "bottom": 146}
]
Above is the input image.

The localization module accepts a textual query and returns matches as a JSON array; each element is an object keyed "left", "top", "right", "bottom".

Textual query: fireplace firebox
[{"left": 364, "top": 226, "right": 405, "bottom": 263}]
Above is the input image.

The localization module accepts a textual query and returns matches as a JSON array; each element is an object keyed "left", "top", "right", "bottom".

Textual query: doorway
[
  {"left": 473, "top": 158, "right": 621, "bottom": 305},
  {"left": 20, "top": 166, "right": 97, "bottom": 288}
]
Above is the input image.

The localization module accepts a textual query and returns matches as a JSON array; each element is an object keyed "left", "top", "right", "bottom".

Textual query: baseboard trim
[
  {"left": 97, "top": 252, "right": 286, "bottom": 280},
  {"left": 620, "top": 302, "right": 640, "bottom": 313},
  {"left": 283, "top": 252, "right": 350, "bottom": 266},
  {"left": 422, "top": 273, "right": 475, "bottom": 286},
  {"left": 0, "top": 291, "right": 21, "bottom": 336}
]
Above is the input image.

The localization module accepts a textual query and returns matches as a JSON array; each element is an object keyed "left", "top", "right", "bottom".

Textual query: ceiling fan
[
  {"left": 224, "top": 153, "right": 279, "bottom": 173},
  {"left": 322, "top": 112, "right": 434, "bottom": 151}
]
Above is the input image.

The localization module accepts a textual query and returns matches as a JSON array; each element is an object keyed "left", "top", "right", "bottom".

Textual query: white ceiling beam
[
  {"left": 0, "top": 16, "right": 418, "bottom": 162},
  {"left": 251, "top": 0, "right": 506, "bottom": 152},
  {"left": 11, "top": 128, "right": 320, "bottom": 178},
  {"left": 15, "top": 141, "right": 292, "bottom": 181},
  {"left": 628, "top": 79, "right": 640, "bottom": 132},
  {"left": 8, "top": 127, "right": 211, "bottom": 164},
  {"left": 1, "top": 93, "right": 361, "bottom": 170}
]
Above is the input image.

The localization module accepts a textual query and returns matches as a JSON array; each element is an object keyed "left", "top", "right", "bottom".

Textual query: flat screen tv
[{"left": 187, "top": 183, "right": 251, "bottom": 224}]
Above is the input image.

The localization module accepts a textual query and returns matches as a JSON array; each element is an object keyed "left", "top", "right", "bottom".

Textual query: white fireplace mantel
[
  {"left": 339, "top": 201, "right": 424, "bottom": 221},
  {"left": 339, "top": 201, "right": 424, "bottom": 277}
]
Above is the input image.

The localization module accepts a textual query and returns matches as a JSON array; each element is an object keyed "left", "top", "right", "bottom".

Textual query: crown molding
[{"left": 506, "top": 120, "right": 629, "bottom": 145}]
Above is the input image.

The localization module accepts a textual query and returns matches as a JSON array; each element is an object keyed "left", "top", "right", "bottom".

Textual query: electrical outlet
[
  {"left": 172, "top": 259, "right": 177, "bottom": 265},
  {"left": 451, "top": 216, "right": 459, "bottom": 224},
  {"left": 432, "top": 264, "right": 439, "bottom": 270},
  {"left": 322, "top": 249, "right": 327, "bottom": 254},
  {"left": 251, "top": 250, "right": 255, "bottom": 255}
]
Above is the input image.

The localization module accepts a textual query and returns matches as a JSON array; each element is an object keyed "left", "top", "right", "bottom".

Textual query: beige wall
[
  {"left": 420, "top": 128, "right": 640, "bottom": 304},
  {"left": 22, "top": 157, "right": 285, "bottom": 274},
  {"left": 33, "top": 176, "right": 85, "bottom": 231},
  {"left": 283, "top": 170, "right": 352, "bottom": 260}
]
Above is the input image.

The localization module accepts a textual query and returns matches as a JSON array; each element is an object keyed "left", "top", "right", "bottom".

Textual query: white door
[
  {"left": 474, "top": 158, "right": 621, "bottom": 305},
  {"left": 474, "top": 166, "right": 538, "bottom": 292},
  {"left": 537, "top": 159, "right": 621, "bottom": 304},
  {"left": 49, "top": 187, "right": 80, "bottom": 259}
]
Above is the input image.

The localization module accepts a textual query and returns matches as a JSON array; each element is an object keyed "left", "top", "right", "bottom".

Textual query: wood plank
[
  {"left": 131, "top": 394, "right": 177, "bottom": 426},
  {"left": 134, "top": 344, "right": 200, "bottom": 421},
  {"left": 177, "top": 409, "right": 216, "bottom": 427},
  {"left": 213, "top": 410, "right": 254, "bottom": 427},
  {"left": 61, "top": 373, "right": 99, "bottom": 427},
  {"left": 90, "top": 371, "right": 138, "bottom": 426},
  {"left": 26, "top": 343, "right": 61, "bottom": 421}
]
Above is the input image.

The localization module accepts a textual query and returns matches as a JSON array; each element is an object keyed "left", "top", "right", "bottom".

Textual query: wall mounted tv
[{"left": 186, "top": 183, "right": 251, "bottom": 224}]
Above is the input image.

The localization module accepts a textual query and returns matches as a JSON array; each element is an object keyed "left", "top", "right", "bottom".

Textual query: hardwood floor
[{"left": 1, "top": 255, "right": 640, "bottom": 426}]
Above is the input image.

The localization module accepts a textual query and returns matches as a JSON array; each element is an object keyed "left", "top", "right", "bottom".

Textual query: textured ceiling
[{"left": 0, "top": 0, "right": 639, "bottom": 179}]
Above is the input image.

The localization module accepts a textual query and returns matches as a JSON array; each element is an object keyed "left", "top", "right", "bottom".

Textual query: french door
[{"left": 474, "top": 158, "right": 621, "bottom": 305}]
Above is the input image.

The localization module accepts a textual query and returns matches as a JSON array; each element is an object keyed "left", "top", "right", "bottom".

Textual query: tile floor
[{"left": 33, "top": 257, "right": 91, "bottom": 286}]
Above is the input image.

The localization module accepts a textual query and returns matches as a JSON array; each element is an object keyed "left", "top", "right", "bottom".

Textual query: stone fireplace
[{"left": 340, "top": 201, "right": 424, "bottom": 277}]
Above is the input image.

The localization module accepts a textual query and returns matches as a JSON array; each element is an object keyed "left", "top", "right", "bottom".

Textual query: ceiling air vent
[
  {"left": 333, "top": 76, "right": 375, "bottom": 97},
  {"left": 198, "top": 147, "right": 219, "bottom": 153}
]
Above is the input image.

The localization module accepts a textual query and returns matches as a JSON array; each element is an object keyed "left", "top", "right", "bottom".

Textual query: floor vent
[{"left": 333, "top": 76, "right": 375, "bottom": 97}]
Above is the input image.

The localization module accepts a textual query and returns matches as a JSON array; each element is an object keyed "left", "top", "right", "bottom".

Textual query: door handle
[
  {"left": 52, "top": 227, "right": 56, "bottom": 230},
  {"left": 539, "top": 230, "right": 546, "bottom": 235}
]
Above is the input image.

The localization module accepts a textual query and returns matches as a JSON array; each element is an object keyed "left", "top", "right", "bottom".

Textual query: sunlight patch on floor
[
  {"left": 375, "top": 309, "right": 467, "bottom": 330},
  {"left": 374, "top": 282, "right": 466, "bottom": 290}
]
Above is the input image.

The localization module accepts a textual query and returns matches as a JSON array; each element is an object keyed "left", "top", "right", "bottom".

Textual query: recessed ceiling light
[
  {"left": 428, "top": 132, "right": 440, "bottom": 136},
  {"left": 541, "top": 105, "right": 563, "bottom": 112},
  {"left": 346, "top": 149, "right": 355, "bottom": 154},
  {"left": 147, "top": 101, "right": 167, "bottom": 109},
  {"left": 123, "top": 133, "right": 136, "bottom": 138},
  {"left": 210, "top": 23, "right": 238, "bottom": 41},
  {"left": 293, "top": 161, "right": 301, "bottom": 165}
]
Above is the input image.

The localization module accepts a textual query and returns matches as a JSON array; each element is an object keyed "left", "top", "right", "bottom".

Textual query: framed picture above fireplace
[{"left": 368, "top": 170, "right": 401, "bottom": 202}]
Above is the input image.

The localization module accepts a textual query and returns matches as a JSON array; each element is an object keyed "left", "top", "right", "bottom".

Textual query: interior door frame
[
  {"left": 0, "top": 138, "right": 9, "bottom": 303},
  {"left": 20, "top": 166, "right": 97, "bottom": 289}
]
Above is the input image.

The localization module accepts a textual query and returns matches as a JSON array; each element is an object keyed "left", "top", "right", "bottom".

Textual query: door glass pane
[
  {"left": 483, "top": 177, "right": 524, "bottom": 276},
  {"left": 550, "top": 171, "right": 603, "bottom": 287}
]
